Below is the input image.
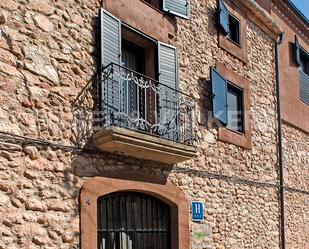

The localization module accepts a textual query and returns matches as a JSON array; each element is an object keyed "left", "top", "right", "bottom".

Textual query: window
[
  {"left": 217, "top": 0, "right": 248, "bottom": 63},
  {"left": 211, "top": 65, "right": 251, "bottom": 149},
  {"left": 211, "top": 67, "right": 244, "bottom": 133},
  {"left": 227, "top": 83, "right": 243, "bottom": 132},
  {"left": 143, "top": 0, "right": 189, "bottom": 19},
  {"left": 144, "top": 0, "right": 161, "bottom": 10},
  {"left": 227, "top": 14, "right": 240, "bottom": 45},
  {"left": 218, "top": 0, "right": 240, "bottom": 45},
  {"left": 299, "top": 51, "right": 309, "bottom": 105},
  {"left": 97, "top": 192, "right": 170, "bottom": 249},
  {"left": 294, "top": 35, "right": 309, "bottom": 105},
  {"left": 300, "top": 50, "right": 309, "bottom": 75}
]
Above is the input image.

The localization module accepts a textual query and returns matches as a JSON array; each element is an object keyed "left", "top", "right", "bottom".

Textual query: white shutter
[
  {"left": 163, "top": 0, "right": 190, "bottom": 19},
  {"left": 211, "top": 67, "right": 228, "bottom": 125},
  {"left": 100, "top": 8, "right": 121, "bottom": 67},
  {"left": 100, "top": 8, "right": 122, "bottom": 114},
  {"left": 158, "top": 42, "right": 179, "bottom": 140}
]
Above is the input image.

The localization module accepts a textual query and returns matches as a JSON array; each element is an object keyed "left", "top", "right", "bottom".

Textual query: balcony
[{"left": 93, "top": 63, "right": 196, "bottom": 164}]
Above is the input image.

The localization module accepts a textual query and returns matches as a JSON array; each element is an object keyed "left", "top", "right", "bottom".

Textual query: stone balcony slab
[{"left": 93, "top": 127, "right": 197, "bottom": 164}]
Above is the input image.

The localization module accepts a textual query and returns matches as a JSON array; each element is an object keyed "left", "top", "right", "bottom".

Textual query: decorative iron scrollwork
[{"left": 100, "top": 63, "right": 195, "bottom": 145}]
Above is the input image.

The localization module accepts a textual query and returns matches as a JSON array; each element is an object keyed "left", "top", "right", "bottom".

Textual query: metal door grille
[{"left": 97, "top": 192, "right": 170, "bottom": 249}]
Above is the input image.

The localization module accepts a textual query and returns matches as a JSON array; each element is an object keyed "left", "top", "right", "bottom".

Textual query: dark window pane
[
  {"left": 300, "top": 51, "right": 309, "bottom": 75},
  {"left": 228, "top": 14, "right": 240, "bottom": 45},
  {"left": 227, "top": 83, "right": 243, "bottom": 132},
  {"left": 143, "top": 0, "right": 161, "bottom": 10}
]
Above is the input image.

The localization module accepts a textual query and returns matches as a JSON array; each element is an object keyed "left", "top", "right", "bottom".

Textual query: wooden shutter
[
  {"left": 100, "top": 8, "right": 122, "bottom": 114},
  {"left": 294, "top": 35, "right": 301, "bottom": 67},
  {"left": 100, "top": 8, "right": 121, "bottom": 67},
  {"left": 211, "top": 67, "right": 228, "bottom": 125},
  {"left": 158, "top": 42, "right": 179, "bottom": 139},
  {"left": 163, "top": 0, "right": 190, "bottom": 19},
  {"left": 218, "top": 0, "right": 229, "bottom": 34}
]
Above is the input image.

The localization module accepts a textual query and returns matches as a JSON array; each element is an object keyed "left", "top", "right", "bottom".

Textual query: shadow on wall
[
  {"left": 70, "top": 15, "right": 100, "bottom": 148},
  {"left": 70, "top": 150, "right": 172, "bottom": 183},
  {"left": 288, "top": 41, "right": 297, "bottom": 68},
  {"left": 197, "top": 74, "right": 223, "bottom": 132},
  {"left": 197, "top": 77, "right": 213, "bottom": 129}
]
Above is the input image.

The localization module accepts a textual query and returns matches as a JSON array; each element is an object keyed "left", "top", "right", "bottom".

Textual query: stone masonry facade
[{"left": 0, "top": 0, "right": 308, "bottom": 249}]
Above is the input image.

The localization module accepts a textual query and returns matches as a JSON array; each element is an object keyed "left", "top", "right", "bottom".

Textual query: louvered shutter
[
  {"left": 158, "top": 42, "right": 178, "bottom": 90},
  {"left": 300, "top": 71, "right": 309, "bottom": 105},
  {"left": 294, "top": 35, "right": 301, "bottom": 67},
  {"left": 211, "top": 67, "right": 228, "bottom": 125},
  {"left": 163, "top": 0, "right": 190, "bottom": 19},
  {"left": 100, "top": 8, "right": 121, "bottom": 67},
  {"left": 100, "top": 8, "right": 122, "bottom": 117},
  {"left": 218, "top": 0, "right": 229, "bottom": 34},
  {"left": 158, "top": 42, "right": 179, "bottom": 140}
]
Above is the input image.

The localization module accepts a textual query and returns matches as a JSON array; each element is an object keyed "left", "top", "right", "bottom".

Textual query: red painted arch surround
[{"left": 80, "top": 171, "right": 189, "bottom": 249}]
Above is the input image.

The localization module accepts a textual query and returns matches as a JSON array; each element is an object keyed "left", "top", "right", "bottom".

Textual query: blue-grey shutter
[
  {"left": 300, "top": 70, "right": 309, "bottom": 105},
  {"left": 158, "top": 42, "right": 179, "bottom": 140},
  {"left": 218, "top": 0, "right": 229, "bottom": 34},
  {"left": 100, "top": 8, "right": 122, "bottom": 120},
  {"left": 100, "top": 8, "right": 121, "bottom": 67},
  {"left": 294, "top": 35, "right": 301, "bottom": 67},
  {"left": 163, "top": 0, "right": 189, "bottom": 19},
  {"left": 158, "top": 42, "right": 178, "bottom": 90},
  {"left": 211, "top": 67, "right": 228, "bottom": 125}
]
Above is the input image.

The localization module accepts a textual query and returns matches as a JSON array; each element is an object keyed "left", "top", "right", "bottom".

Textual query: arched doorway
[
  {"left": 97, "top": 192, "right": 170, "bottom": 249},
  {"left": 80, "top": 172, "right": 189, "bottom": 249}
]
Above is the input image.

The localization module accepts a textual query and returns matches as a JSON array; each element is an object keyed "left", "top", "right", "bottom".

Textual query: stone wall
[
  {"left": 0, "top": 0, "right": 307, "bottom": 248},
  {"left": 283, "top": 123, "right": 309, "bottom": 249},
  {"left": 171, "top": 0, "right": 280, "bottom": 247},
  {"left": 0, "top": 0, "right": 99, "bottom": 248},
  {"left": 283, "top": 124, "right": 309, "bottom": 191}
]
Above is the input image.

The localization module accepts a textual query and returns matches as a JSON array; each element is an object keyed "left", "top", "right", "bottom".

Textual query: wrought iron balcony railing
[{"left": 99, "top": 63, "right": 195, "bottom": 145}]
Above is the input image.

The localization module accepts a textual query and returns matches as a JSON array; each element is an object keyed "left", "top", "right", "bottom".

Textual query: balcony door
[{"left": 121, "top": 41, "right": 146, "bottom": 128}]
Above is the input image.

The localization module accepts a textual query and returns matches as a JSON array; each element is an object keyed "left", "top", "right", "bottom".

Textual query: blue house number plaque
[{"left": 191, "top": 201, "right": 204, "bottom": 221}]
